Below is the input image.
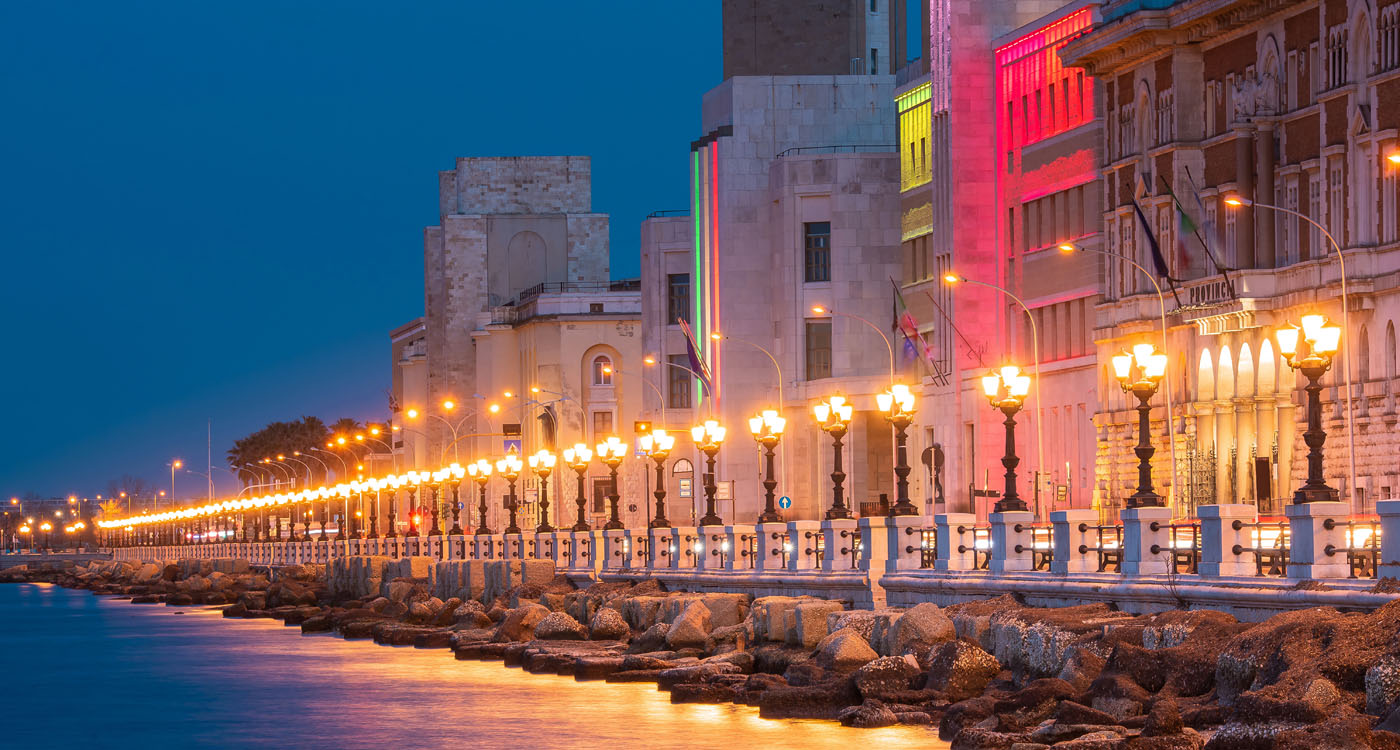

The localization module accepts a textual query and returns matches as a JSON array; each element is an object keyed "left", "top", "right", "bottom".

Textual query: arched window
[
  {"left": 1197, "top": 349, "right": 1215, "bottom": 402},
  {"left": 1386, "top": 322, "right": 1396, "bottom": 382},
  {"left": 1258, "top": 339, "right": 1277, "bottom": 395},
  {"left": 592, "top": 355, "right": 613, "bottom": 386},
  {"left": 1359, "top": 325, "right": 1372, "bottom": 381}
]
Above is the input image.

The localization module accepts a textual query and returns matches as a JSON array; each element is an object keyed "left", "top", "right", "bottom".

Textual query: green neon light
[{"left": 692, "top": 149, "right": 704, "bottom": 409}]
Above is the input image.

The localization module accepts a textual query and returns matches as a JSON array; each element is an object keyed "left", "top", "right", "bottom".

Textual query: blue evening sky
[{"left": 0, "top": 2, "right": 719, "bottom": 498}]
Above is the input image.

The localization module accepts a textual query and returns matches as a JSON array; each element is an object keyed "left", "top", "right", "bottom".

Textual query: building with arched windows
[
  {"left": 1064, "top": 0, "right": 1400, "bottom": 517},
  {"left": 387, "top": 156, "right": 646, "bottom": 534}
]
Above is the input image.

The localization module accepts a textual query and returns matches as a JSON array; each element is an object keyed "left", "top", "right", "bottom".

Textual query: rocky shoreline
[{"left": 6, "top": 558, "right": 1400, "bottom": 749}]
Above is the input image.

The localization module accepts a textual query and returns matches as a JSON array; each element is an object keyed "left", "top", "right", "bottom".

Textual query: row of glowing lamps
[{"left": 96, "top": 387, "right": 926, "bottom": 532}]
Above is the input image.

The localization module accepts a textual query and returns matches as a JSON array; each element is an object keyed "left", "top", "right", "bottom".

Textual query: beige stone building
[{"left": 388, "top": 156, "right": 646, "bottom": 533}]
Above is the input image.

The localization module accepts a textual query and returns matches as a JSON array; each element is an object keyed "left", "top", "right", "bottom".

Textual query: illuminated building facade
[{"left": 1064, "top": 0, "right": 1400, "bottom": 517}]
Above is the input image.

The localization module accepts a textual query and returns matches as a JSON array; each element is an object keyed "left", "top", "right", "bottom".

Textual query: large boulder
[
  {"left": 491, "top": 603, "right": 550, "bottom": 643},
  {"left": 927, "top": 639, "right": 1002, "bottom": 701},
  {"left": 1369, "top": 656, "right": 1400, "bottom": 716},
  {"left": 837, "top": 699, "right": 899, "bottom": 728},
  {"left": 666, "top": 601, "right": 713, "bottom": 649},
  {"left": 627, "top": 623, "right": 671, "bottom": 654},
  {"left": 534, "top": 611, "right": 588, "bottom": 640},
  {"left": 853, "top": 655, "right": 922, "bottom": 700},
  {"left": 589, "top": 608, "right": 630, "bottom": 640},
  {"left": 883, "top": 602, "right": 955, "bottom": 661},
  {"left": 788, "top": 600, "right": 846, "bottom": 648},
  {"left": 813, "top": 627, "right": 879, "bottom": 671},
  {"left": 752, "top": 596, "right": 814, "bottom": 643}
]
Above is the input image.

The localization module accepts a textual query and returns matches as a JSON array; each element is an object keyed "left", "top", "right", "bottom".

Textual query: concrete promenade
[{"left": 107, "top": 498, "right": 1400, "bottom": 621}]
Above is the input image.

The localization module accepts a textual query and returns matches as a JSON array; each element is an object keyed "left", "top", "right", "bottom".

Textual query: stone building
[
  {"left": 896, "top": 0, "right": 1098, "bottom": 521},
  {"left": 389, "top": 156, "right": 646, "bottom": 533},
  {"left": 722, "top": 0, "right": 916, "bottom": 78},
  {"left": 639, "top": 2, "right": 905, "bottom": 523},
  {"left": 1063, "top": 0, "right": 1400, "bottom": 517}
]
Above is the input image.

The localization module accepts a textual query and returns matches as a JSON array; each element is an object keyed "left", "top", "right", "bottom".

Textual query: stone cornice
[{"left": 1061, "top": 0, "right": 1308, "bottom": 77}]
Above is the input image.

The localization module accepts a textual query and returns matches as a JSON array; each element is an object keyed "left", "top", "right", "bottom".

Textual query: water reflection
[{"left": 1, "top": 584, "right": 944, "bottom": 749}]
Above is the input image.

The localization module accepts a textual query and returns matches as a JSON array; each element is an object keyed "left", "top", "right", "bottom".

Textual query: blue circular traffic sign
[{"left": 778, "top": 496, "right": 792, "bottom": 509}]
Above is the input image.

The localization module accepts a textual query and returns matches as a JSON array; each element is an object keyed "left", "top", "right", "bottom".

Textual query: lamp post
[
  {"left": 563, "top": 444, "right": 593, "bottom": 531},
  {"left": 877, "top": 384, "right": 919, "bottom": 516},
  {"left": 814, "top": 396, "right": 855, "bottom": 519},
  {"left": 529, "top": 450, "right": 557, "bottom": 533},
  {"left": 385, "top": 474, "right": 403, "bottom": 538},
  {"left": 980, "top": 366, "right": 1032, "bottom": 513},
  {"left": 468, "top": 460, "right": 493, "bottom": 535},
  {"left": 1276, "top": 315, "right": 1343, "bottom": 504},
  {"left": 168, "top": 459, "right": 183, "bottom": 510},
  {"left": 748, "top": 411, "right": 786, "bottom": 523},
  {"left": 639, "top": 430, "right": 675, "bottom": 528},
  {"left": 1111, "top": 344, "right": 1169, "bottom": 509},
  {"left": 405, "top": 471, "right": 424, "bottom": 537},
  {"left": 496, "top": 454, "right": 524, "bottom": 535},
  {"left": 690, "top": 421, "right": 727, "bottom": 526},
  {"left": 427, "top": 469, "right": 445, "bottom": 537},
  {"left": 1226, "top": 196, "right": 1356, "bottom": 503},
  {"left": 596, "top": 436, "right": 627, "bottom": 530},
  {"left": 447, "top": 464, "right": 465, "bottom": 535}
]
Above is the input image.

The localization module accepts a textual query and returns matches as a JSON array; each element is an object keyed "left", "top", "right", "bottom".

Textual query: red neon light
[{"left": 710, "top": 142, "right": 721, "bottom": 398}]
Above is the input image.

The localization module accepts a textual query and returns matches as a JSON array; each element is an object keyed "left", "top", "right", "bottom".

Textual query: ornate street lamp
[
  {"left": 563, "top": 444, "right": 593, "bottom": 531},
  {"left": 468, "top": 459, "right": 493, "bottom": 535},
  {"left": 427, "top": 469, "right": 446, "bottom": 537},
  {"left": 981, "top": 366, "right": 1032, "bottom": 513},
  {"left": 318, "top": 487, "right": 331, "bottom": 540},
  {"left": 365, "top": 478, "right": 381, "bottom": 538},
  {"left": 813, "top": 396, "right": 854, "bottom": 519},
  {"left": 639, "top": 430, "right": 676, "bottom": 528},
  {"left": 528, "top": 450, "right": 557, "bottom": 533},
  {"left": 335, "top": 484, "right": 351, "bottom": 541},
  {"left": 749, "top": 411, "right": 787, "bottom": 523},
  {"left": 385, "top": 474, "right": 403, "bottom": 538},
  {"left": 877, "top": 384, "right": 919, "bottom": 516},
  {"left": 1276, "top": 315, "right": 1343, "bottom": 504},
  {"left": 405, "top": 471, "right": 424, "bottom": 537},
  {"left": 1111, "top": 344, "right": 1169, "bottom": 509},
  {"left": 496, "top": 453, "right": 524, "bottom": 534},
  {"left": 690, "top": 421, "right": 727, "bottom": 526},
  {"left": 447, "top": 463, "right": 466, "bottom": 535},
  {"left": 596, "top": 436, "right": 627, "bottom": 530}
]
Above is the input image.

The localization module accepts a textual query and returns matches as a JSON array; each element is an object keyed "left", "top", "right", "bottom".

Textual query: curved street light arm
[{"left": 821, "top": 309, "right": 895, "bottom": 385}]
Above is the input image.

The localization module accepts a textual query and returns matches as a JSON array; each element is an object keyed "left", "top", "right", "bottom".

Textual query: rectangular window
[
  {"left": 667, "top": 354, "right": 692, "bottom": 409},
  {"left": 591, "top": 411, "right": 613, "bottom": 441},
  {"left": 805, "top": 319, "right": 833, "bottom": 380},
  {"left": 666, "top": 273, "right": 690, "bottom": 325},
  {"left": 803, "top": 221, "right": 831, "bottom": 282},
  {"left": 1048, "top": 82, "right": 1056, "bottom": 130},
  {"left": 870, "top": 48, "right": 878, "bottom": 74},
  {"left": 591, "top": 478, "right": 611, "bottom": 514}
]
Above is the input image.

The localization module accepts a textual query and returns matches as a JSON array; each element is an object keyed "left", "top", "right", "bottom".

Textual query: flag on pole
[
  {"left": 1130, "top": 195, "right": 1171, "bottom": 277},
  {"left": 891, "top": 278, "right": 935, "bottom": 370},
  {"left": 1158, "top": 177, "right": 1197, "bottom": 271},
  {"left": 677, "top": 318, "right": 714, "bottom": 396}
]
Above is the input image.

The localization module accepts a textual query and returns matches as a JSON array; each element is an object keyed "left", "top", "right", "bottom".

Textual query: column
[
  {"left": 1255, "top": 121, "right": 1275, "bottom": 268},
  {"left": 1235, "top": 126, "right": 1256, "bottom": 268},
  {"left": 1378, "top": 499, "right": 1400, "bottom": 579},
  {"left": 1277, "top": 396, "right": 1297, "bottom": 505},
  {"left": 1216, "top": 402, "right": 1234, "bottom": 503},
  {"left": 989, "top": 510, "right": 1034, "bottom": 573},
  {"left": 1050, "top": 509, "right": 1098, "bottom": 574},
  {"left": 1197, "top": 503, "right": 1257, "bottom": 577},
  {"left": 934, "top": 512, "right": 976, "bottom": 571},
  {"left": 1121, "top": 505, "right": 1174, "bottom": 575},
  {"left": 1235, "top": 399, "right": 1255, "bottom": 505},
  {"left": 1286, "top": 501, "right": 1351, "bottom": 579},
  {"left": 786, "top": 520, "right": 822, "bottom": 572}
]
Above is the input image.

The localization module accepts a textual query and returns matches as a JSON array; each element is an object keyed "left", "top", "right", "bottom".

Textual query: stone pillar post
[
  {"left": 857, "top": 516, "right": 892, "bottom": 575},
  {"left": 1050, "top": 509, "right": 1098, "bottom": 574},
  {"left": 698, "top": 526, "right": 727, "bottom": 570},
  {"left": 821, "top": 518, "right": 859, "bottom": 573},
  {"left": 989, "top": 510, "right": 1035, "bottom": 573},
  {"left": 668, "top": 526, "right": 699, "bottom": 569},
  {"left": 1216, "top": 402, "right": 1234, "bottom": 502},
  {"left": 602, "top": 529, "right": 628, "bottom": 570},
  {"left": 1197, "top": 503, "right": 1257, "bottom": 577},
  {"left": 1121, "top": 505, "right": 1174, "bottom": 575},
  {"left": 755, "top": 522, "right": 788, "bottom": 571},
  {"left": 887, "top": 516, "right": 924, "bottom": 572},
  {"left": 428, "top": 534, "right": 444, "bottom": 560},
  {"left": 1377, "top": 499, "right": 1400, "bottom": 579},
  {"left": 1277, "top": 396, "right": 1296, "bottom": 505},
  {"left": 624, "top": 528, "right": 647, "bottom": 570},
  {"left": 1286, "top": 501, "right": 1351, "bottom": 579},
  {"left": 935, "top": 512, "right": 977, "bottom": 571},
  {"left": 1235, "top": 399, "right": 1255, "bottom": 505},
  {"left": 787, "top": 520, "right": 822, "bottom": 572},
  {"left": 648, "top": 527, "right": 672, "bottom": 569},
  {"left": 725, "top": 524, "right": 755, "bottom": 571}
]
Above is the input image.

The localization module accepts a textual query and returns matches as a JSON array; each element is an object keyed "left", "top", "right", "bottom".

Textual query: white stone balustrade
[
  {"left": 1050, "top": 509, "right": 1098, "bottom": 574},
  {"left": 1287, "top": 501, "right": 1351, "bottom": 579},
  {"left": 1197, "top": 504, "right": 1258, "bottom": 577},
  {"left": 754, "top": 522, "right": 788, "bottom": 570},
  {"left": 670, "top": 526, "right": 699, "bottom": 569},
  {"left": 1380, "top": 500, "right": 1400, "bottom": 580},
  {"left": 821, "top": 519, "right": 859, "bottom": 573},
  {"left": 698, "top": 526, "right": 727, "bottom": 570},
  {"left": 787, "top": 521, "right": 822, "bottom": 572},
  {"left": 1121, "top": 505, "right": 1173, "bottom": 575},
  {"left": 989, "top": 511, "right": 1034, "bottom": 573},
  {"left": 935, "top": 513, "right": 976, "bottom": 571},
  {"left": 724, "top": 524, "right": 754, "bottom": 571}
]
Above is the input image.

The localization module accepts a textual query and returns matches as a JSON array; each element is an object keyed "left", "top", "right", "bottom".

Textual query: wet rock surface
[{"left": 10, "top": 556, "right": 1400, "bottom": 742}]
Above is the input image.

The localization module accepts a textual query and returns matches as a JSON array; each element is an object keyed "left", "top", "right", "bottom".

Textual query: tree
[
  {"left": 104, "top": 475, "right": 153, "bottom": 510},
  {"left": 226, "top": 416, "right": 331, "bottom": 488}
]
